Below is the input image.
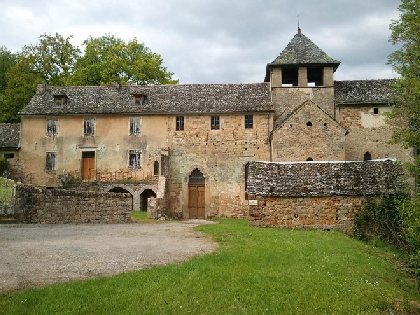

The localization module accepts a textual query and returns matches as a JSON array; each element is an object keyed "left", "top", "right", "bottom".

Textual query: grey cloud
[{"left": 0, "top": 0, "right": 400, "bottom": 83}]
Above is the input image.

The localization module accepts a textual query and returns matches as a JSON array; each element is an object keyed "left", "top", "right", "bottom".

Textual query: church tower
[{"left": 265, "top": 28, "right": 340, "bottom": 122}]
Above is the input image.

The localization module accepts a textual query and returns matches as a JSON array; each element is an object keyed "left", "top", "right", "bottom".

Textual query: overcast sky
[{"left": 0, "top": 0, "right": 400, "bottom": 84}]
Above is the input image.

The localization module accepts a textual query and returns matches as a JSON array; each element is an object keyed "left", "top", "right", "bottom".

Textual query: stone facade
[
  {"left": 14, "top": 185, "right": 132, "bottom": 224},
  {"left": 3, "top": 29, "right": 414, "bottom": 222},
  {"left": 271, "top": 101, "right": 346, "bottom": 161}
]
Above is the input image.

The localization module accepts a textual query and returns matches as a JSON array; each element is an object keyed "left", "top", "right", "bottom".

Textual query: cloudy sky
[{"left": 0, "top": 0, "right": 400, "bottom": 84}]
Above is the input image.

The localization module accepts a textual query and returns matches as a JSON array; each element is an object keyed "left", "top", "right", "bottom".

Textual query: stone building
[{"left": 6, "top": 29, "right": 413, "bottom": 219}]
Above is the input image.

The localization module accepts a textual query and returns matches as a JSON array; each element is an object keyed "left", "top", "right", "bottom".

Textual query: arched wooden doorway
[{"left": 188, "top": 168, "right": 205, "bottom": 219}]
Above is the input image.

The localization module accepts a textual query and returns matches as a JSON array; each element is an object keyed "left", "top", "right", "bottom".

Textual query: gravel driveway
[{"left": 0, "top": 221, "right": 217, "bottom": 292}]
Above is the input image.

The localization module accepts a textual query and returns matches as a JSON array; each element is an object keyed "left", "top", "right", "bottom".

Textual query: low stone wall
[
  {"left": 249, "top": 195, "right": 370, "bottom": 231},
  {"left": 246, "top": 159, "right": 402, "bottom": 230},
  {"left": 0, "top": 204, "right": 14, "bottom": 216},
  {"left": 14, "top": 185, "right": 132, "bottom": 224}
]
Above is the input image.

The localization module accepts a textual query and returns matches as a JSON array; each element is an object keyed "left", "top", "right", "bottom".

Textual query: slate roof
[
  {"left": 21, "top": 83, "right": 273, "bottom": 116},
  {"left": 268, "top": 30, "right": 340, "bottom": 67},
  {"left": 0, "top": 123, "right": 20, "bottom": 149},
  {"left": 246, "top": 160, "right": 402, "bottom": 197},
  {"left": 334, "top": 79, "right": 395, "bottom": 105}
]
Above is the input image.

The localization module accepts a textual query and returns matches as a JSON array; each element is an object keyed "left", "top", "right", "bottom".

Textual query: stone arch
[
  {"left": 140, "top": 188, "right": 157, "bottom": 212},
  {"left": 108, "top": 185, "right": 134, "bottom": 210}
]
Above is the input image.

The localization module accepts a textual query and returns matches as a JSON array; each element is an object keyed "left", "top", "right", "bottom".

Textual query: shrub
[
  {"left": 0, "top": 158, "right": 8, "bottom": 176},
  {"left": 59, "top": 174, "right": 82, "bottom": 188},
  {"left": 353, "top": 194, "right": 406, "bottom": 248},
  {"left": 354, "top": 193, "right": 420, "bottom": 279}
]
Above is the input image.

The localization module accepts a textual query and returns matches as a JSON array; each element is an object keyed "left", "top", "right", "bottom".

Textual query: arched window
[
  {"left": 364, "top": 152, "right": 372, "bottom": 161},
  {"left": 306, "top": 157, "right": 313, "bottom": 161},
  {"left": 153, "top": 161, "right": 159, "bottom": 176},
  {"left": 306, "top": 121, "right": 312, "bottom": 127}
]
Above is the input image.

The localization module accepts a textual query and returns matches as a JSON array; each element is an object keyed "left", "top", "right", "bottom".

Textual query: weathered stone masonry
[
  {"left": 246, "top": 160, "right": 402, "bottom": 230},
  {"left": 14, "top": 185, "right": 132, "bottom": 224}
]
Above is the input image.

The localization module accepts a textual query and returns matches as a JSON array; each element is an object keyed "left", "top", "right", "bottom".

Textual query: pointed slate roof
[
  {"left": 265, "top": 29, "right": 340, "bottom": 81},
  {"left": 270, "top": 28, "right": 340, "bottom": 67}
]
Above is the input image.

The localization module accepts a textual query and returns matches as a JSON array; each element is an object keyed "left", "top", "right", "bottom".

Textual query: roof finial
[{"left": 297, "top": 14, "right": 302, "bottom": 35}]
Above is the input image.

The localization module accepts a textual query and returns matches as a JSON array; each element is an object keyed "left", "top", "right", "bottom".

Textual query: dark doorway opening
[{"left": 140, "top": 189, "right": 157, "bottom": 212}]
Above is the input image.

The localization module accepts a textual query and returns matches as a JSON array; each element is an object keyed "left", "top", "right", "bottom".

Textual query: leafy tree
[
  {"left": 0, "top": 46, "right": 16, "bottom": 91},
  {"left": 21, "top": 33, "right": 80, "bottom": 85},
  {"left": 388, "top": 0, "right": 420, "bottom": 277},
  {"left": 389, "top": 0, "right": 420, "bottom": 185},
  {"left": 0, "top": 34, "right": 79, "bottom": 122},
  {"left": 0, "top": 57, "right": 43, "bottom": 122},
  {"left": 71, "top": 34, "right": 177, "bottom": 86}
]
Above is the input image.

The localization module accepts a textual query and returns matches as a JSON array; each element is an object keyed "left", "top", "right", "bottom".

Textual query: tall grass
[{"left": 0, "top": 219, "right": 418, "bottom": 314}]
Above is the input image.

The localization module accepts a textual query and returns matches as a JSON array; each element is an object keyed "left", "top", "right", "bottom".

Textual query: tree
[
  {"left": 388, "top": 0, "right": 420, "bottom": 185},
  {"left": 0, "top": 46, "right": 16, "bottom": 92},
  {"left": 21, "top": 33, "right": 80, "bottom": 85},
  {"left": 71, "top": 34, "right": 177, "bottom": 86},
  {"left": 0, "top": 57, "right": 43, "bottom": 122},
  {"left": 388, "top": 0, "right": 420, "bottom": 277}
]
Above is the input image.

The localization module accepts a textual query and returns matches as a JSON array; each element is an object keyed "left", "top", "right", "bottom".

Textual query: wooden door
[
  {"left": 82, "top": 151, "right": 95, "bottom": 180},
  {"left": 188, "top": 185, "right": 205, "bottom": 219}
]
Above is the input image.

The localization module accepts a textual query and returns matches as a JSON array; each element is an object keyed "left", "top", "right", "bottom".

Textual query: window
[
  {"left": 176, "top": 116, "right": 184, "bottom": 131},
  {"left": 47, "top": 119, "right": 58, "bottom": 137},
  {"left": 154, "top": 161, "right": 159, "bottom": 176},
  {"left": 84, "top": 118, "right": 95, "bottom": 136},
  {"left": 364, "top": 151, "right": 372, "bottom": 161},
  {"left": 128, "top": 150, "right": 141, "bottom": 169},
  {"left": 46, "top": 152, "right": 56, "bottom": 171},
  {"left": 129, "top": 117, "right": 140, "bottom": 135},
  {"left": 133, "top": 94, "right": 146, "bottom": 106},
  {"left": 53, "top": 95, "right": 67, "bottom": 106},
  {"left": 306, "top": 157, "right": 313, "bottom": 161},
  {"left": 211, "top": 115, "right": 220, "bottom": 130},
  {"left": 373, "top": 107, "right": 379, "bottom": 114},
  {"left": 3, "top": 153, "right": 14, "bottom": 159},
  {"left": 245, "top": 115, "right": 253, "bottom": 129}
]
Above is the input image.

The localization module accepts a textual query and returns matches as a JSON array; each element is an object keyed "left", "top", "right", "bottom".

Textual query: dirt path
[{"left": 0, "top": 221, "right": 217, "bottom": 292}]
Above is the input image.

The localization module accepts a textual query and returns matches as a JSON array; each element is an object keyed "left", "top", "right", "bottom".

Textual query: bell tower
[{"left": 265, "top": 28, "right": 340, "bottom": 122}]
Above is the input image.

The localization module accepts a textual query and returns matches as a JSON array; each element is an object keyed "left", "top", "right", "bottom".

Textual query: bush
[
  {"left": 59, "top": 174, "right": 82, "bottom": 188},
  {"left": 354, "top": 193, "right": 420, "bottom": 279},
  {"left": 0, "top": 158, "right": 8, "bottom": 176},
  {"left": 353, "top": 194, "right": 406, "bottom": 248}
]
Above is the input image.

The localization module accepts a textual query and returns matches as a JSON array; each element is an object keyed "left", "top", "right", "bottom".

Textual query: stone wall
[
  {"left": 271, "top": 86, "right": 335, "bottom": 121},
  {"left": 271, "top": 101, "right": 346, "bottom": 161},
  {"left": 338, "top": 105, "right": 414, "bottom": 162},
  {"left": 249, "top": 195, "right": 366, "bottom": 231},
  {"left": 246, "top": 160, "right": 402, "bottom": 229},
  {"left": 14, "top": 185, "right": 132, "bottom": 224},
  {"left": 166, "top": 113, "right": 272, "bottom": 218}
]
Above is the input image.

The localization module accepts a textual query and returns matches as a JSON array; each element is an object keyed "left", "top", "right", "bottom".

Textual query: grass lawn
[
  {"left": 0, "top": 219, "right": 419, "bottom": 314},
  {"left": 131, "top": 210, "right": 154, "bottom": 223},
  {"left": 0, "top": 177, "right": 14, "bottom": 205}
]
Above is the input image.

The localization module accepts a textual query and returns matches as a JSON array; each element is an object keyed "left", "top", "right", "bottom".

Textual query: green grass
[
  {"left": 1, "top": 219, "right": 419, "bottom": 314},
  {"left": 131, "top": 210, "right": 153, "bottom": 222},
  {"left": 0, "top": 177, "right": 14, "bottom": 205}
]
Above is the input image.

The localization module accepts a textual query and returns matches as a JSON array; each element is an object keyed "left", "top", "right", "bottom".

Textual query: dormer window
[
  {"left": 133, "top": 94, "right": 146, "bottom": 106},
  {"left": 53, "top": 95, "right": 67, "bottom": 106}
]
